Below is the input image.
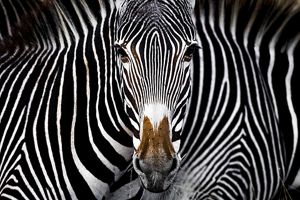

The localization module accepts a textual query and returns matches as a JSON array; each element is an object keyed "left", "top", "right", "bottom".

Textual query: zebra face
[{"left": 115, "top": 0, "right": 197, "bottom": 192}]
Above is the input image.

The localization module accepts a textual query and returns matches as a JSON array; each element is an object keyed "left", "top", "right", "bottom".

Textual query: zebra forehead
[
  {"left": 116, "top": 0, "right": 196, "bottom": 45},
  {"left": 120, "top": 0, "right": 192, "bottom": 12},
  {"left": 129, "top": 31, "right": 184, "bottom": 50},
  {"left": 117, "top": 0, "right": 193, "bottom": 25}
]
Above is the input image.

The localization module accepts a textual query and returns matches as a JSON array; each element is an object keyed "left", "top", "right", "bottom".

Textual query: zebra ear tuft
[
  {"left": 115, "top": 0, "right": 126, "bottom": 10},
  {"left": 189, "top": 0, "right": 196, "bottom": 9}
]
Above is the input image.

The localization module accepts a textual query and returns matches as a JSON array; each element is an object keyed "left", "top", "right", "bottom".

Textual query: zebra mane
[
  {"left": 209, "top": 0, "right": 300, "bottom": 8},
  {"left": 195, "top": 0, "right": 300, "bottom": 19},
  {"left": 0, "top": 0, "right": 56, "bottom": 53},
  {"left": 195, "top": 0, "right": 300, "bottom": 11},
  {"left": 1, "top": 0, "right": 299, "bottom": 54}
]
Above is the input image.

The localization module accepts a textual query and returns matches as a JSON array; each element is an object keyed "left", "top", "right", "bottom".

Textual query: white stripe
[{"left": 286, "top": 34, "right": 300, "bottom": 177}]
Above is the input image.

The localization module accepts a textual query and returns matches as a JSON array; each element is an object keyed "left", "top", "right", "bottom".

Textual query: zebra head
[{"left": 114, "top": 0, "right": 197, "bottom": 193}]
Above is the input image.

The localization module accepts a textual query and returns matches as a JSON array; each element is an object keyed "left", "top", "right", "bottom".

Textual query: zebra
[
  {"left": 114, "top": 0, "right": 198, "bottom": 194},
  {"left": 0, "top": 0, "right": 137, "bottom": 199},
  {"left": 0, "top": 0, "right": 300, "bottom": 200},
  {"left": 112, "top": 0, "right": 300, "bottom": 199}
]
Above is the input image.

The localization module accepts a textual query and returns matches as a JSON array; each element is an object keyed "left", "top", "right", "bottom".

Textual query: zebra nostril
[
  {"left": 133, "top": 156, "right": 142, "bottom": 171},
  {"left": 169, "top": 158, "right": 178, "bottom": 172},
  {"left": 133, "top": 156, "right": 149, "bottom": 175}
]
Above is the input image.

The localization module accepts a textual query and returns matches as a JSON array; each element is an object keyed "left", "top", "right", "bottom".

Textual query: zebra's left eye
[
  {"left": 116, "top": 47, "right": 130, "bottom": 63},
  {"left": 183, "top": 45, "right": 196, "bottom": 62}
]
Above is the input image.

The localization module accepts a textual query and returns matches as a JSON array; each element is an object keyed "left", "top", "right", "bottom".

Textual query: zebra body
[
  {"left": 0, "top": 0, "right": 135, "bottom": 199},
  {"left": 0, "top": 0, "right": 300, "bottom": 199},
  {"left": 180, "top": 1, "right": 300, "bottom": 199}
]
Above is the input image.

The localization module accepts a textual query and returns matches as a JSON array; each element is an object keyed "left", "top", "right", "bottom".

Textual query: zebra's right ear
[
  {"left": 189, "top": 0, "right": 196, "bottom": 9},
  {"left": 115, "top": 0, "right": 126, "bottom": 10}
]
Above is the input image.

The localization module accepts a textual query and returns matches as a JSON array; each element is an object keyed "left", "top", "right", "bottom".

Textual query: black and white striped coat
[{"left": 0, "top": 0, "right": 299, "bottom": 199}]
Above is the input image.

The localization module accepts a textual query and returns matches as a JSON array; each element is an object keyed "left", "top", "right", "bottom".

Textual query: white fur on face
[{"left": 143, "top": 103, "right": 171, "bottom": 129}]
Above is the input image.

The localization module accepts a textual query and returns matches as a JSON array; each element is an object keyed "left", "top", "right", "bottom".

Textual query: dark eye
[
  {"left": 117, "top": 47, "right": 130, "bottom": 63},
  {"left": 183, "top": 45, "right": 196, "bottom": 62}
]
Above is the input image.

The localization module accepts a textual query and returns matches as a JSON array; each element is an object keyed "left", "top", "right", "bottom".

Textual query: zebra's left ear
[
  {"left": 189, "top": 0, "right": 197, "bottom": 24},
  {"left": 115, "top": 0, "right": 126, "bottom": 10},
  {"left": 189, "top": 0, "right": 196, "bottom": 9}
]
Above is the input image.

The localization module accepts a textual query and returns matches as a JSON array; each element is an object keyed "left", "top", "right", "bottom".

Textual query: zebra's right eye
[
  {"left": 183, "top": 45, "right": 196, "bottom": 62},
  {"left": 117, "top": 48, "right": 130, "bottom": 63}
]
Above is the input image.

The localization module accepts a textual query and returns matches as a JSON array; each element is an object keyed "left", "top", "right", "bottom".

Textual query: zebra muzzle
[{"left": 133, "top": 116, "right": 181, "bottom": 193}]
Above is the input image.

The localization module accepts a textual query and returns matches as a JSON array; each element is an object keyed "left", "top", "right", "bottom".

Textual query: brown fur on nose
[{"left": 136, "top": 116, "right": 175, "bottom": 161}]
